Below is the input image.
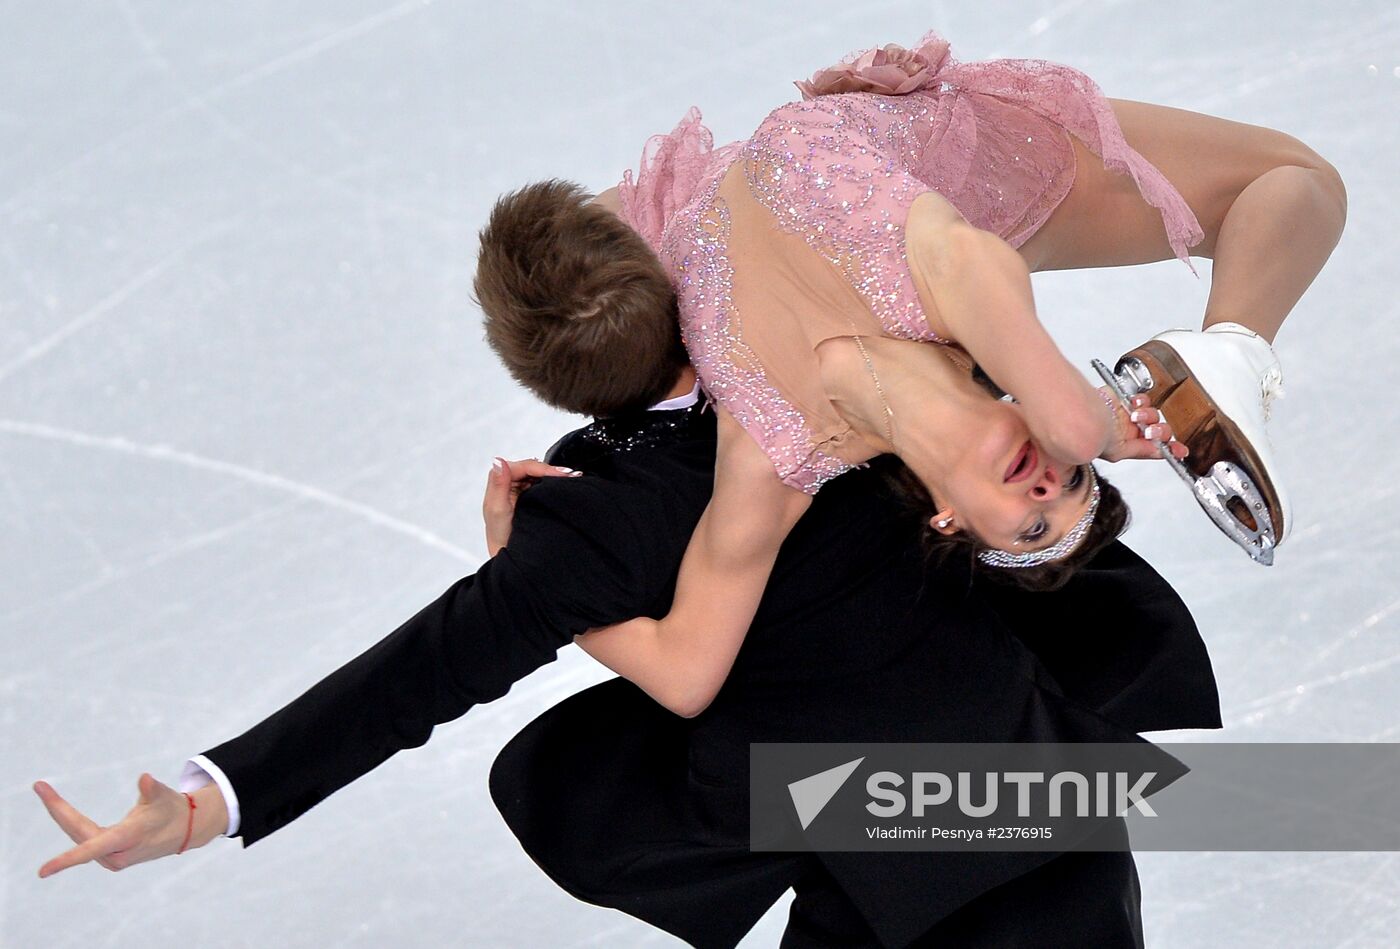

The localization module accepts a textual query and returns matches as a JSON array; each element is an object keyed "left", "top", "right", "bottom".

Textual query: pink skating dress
[{"left": 617, "top": 31, "right": 1203, "bottom": 494}]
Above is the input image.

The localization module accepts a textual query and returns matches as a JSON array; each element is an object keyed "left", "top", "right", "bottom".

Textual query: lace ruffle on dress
[{"left": 617, "top": 31, "right": 1203, "bottom": 494}]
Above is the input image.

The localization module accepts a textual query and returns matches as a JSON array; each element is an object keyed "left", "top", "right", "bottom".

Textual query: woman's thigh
[{"left": 1018, "top": 98, "right": 1329, "bottom": 273}]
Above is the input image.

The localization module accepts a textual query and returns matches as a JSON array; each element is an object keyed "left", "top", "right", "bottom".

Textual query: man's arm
[
  {"left": 179, "top": 757, "right": 241, "bottom": 837},
  {"left": 35, "top": 472, "right": 678, "bottom": 875},
  {"left": 201, "top": 476, "right": 669, "bottom": 845},
  {"left": 176, "top": 456, "right": 583, "bottom": 843}
]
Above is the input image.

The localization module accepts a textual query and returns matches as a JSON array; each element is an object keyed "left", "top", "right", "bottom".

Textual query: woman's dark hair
[
  {"left": 473, "top": 179, "right": 688, "bottom": 417},
  {"left": 877, "top": 364, "right": 1131, "bottom": 592}
]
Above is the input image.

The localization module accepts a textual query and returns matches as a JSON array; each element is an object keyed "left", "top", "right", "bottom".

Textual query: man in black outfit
[
  {"left": 36, "top": 354, "right": 1221, "bottom": 947},
  {"left": 479, "top": 375, "right": 1220, "bottom": 948}
]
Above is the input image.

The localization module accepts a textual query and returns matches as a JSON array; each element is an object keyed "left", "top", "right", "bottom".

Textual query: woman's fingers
[
  {"left": 482, "top": 456, "right": 512, "bottom": 515},
  {"left": 1113, "top": 395, "right": 1190, "bottom": 461},
  {"left": 482, "top": 458, "right": 517, "bottom": 558},
  {"left": 503, "top": 458, "right": 582, "bottom": 481},
  {"left": 1127, "top": 419, "right": 1190, "bottom": 460},
  {"left": 484, "top": 457, "right": 578, "bottom": 512},
  {"left": 483, "top": 457, "right": 582, "bottom": 557}
]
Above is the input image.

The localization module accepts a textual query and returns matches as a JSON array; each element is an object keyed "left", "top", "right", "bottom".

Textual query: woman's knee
[
  {"left": 1255, "top": 129, "right": 1347, "bottom": 220},
  {"left": 1296, "top": 149, "right": 1348, "bottom": 224}
]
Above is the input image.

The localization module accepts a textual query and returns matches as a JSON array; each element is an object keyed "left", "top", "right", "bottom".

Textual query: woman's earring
[{"left": 937, "top": 518, "right": 951, "bottom": 529}]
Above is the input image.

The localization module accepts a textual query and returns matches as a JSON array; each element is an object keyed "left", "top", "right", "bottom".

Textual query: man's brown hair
[{"left": 473, "top": 179, "right": 688, "bottom": 417}]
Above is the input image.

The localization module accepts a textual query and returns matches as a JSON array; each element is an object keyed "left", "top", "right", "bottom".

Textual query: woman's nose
[{"left": 1029, "top": 462, "right": 1069, "bottom": 500}]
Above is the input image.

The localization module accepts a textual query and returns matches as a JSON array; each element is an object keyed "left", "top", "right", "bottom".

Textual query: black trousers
[{"left": 779, "top": 844, "right": 1144, "bottom": 948}]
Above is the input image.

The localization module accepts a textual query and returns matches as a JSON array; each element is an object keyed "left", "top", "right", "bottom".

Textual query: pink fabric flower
[{"left": 794, "top": 37, "right": 952, "bottom": 100}]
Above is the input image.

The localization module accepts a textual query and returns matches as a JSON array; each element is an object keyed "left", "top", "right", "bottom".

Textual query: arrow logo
[{"left": 788, "top": 757, "right": 865, "bottom": 830}]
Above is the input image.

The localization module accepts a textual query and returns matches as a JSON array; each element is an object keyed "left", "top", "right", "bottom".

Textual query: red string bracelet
[{"left": 177, "top": 791, "right": 197, "bottom": 855}]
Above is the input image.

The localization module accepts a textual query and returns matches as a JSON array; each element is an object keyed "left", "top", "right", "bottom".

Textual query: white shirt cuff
[{"left": 180, "top": 755, "right": 241, "bottom": 837}]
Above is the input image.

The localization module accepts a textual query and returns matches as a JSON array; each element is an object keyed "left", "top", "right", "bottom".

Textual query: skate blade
[{"left": 1093, "top": 359, "right": 1276, "bottom": 566}]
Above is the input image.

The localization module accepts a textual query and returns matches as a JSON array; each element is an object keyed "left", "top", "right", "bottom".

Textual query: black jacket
[{"left": 201, "top": 399, "right": 1220, "bottom": 947}]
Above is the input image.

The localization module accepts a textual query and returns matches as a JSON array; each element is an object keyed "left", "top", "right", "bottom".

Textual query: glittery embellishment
[
  {"left": 630, "top": 32, "right": 1206, "bottom": 495},
  {"left": 742, "top": 95, "right": 950, "bottom": 344},
  {"left": 572, "top": 403, "right": 707, "bottom": 454},
  {"left": 661, "top": 182, "right": 851, "bottom": 494},
  {"left": 978, "top": 471, "right": 1101, "bottom": 568}
]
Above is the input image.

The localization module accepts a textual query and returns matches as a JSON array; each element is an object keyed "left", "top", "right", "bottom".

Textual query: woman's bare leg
[{"left": 1017, "top": 99, "right": 1348, "bottom": 344}]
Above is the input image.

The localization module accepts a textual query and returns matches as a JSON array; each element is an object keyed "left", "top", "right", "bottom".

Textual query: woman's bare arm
[
  {"left": 573, "top": 405, "right": 811, "bottom": 718},
  {"left": 905, "top": 191, "right": 1113, "bottom": 463}
]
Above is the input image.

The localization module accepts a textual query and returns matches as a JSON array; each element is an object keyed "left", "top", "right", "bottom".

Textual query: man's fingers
[
  {"left": 38, "top": 825, "right": 125, "bottom": 878},
  {"left": 33, "top": 781, "right": 102, "bottom": 846},
  {"left": 136, "top": 772, "right": 169, "bottom": 805}
]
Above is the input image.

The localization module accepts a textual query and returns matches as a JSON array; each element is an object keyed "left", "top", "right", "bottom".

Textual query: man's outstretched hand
[
  {"left": 34, "top": 773, "right": 227, "bottom": 878},
  {"left": 482, "top": 456, "right": 581, "bottom": 557}
]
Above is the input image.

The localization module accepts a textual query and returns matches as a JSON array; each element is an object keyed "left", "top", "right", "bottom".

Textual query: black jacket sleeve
[{"left": 201, "top": 475, "right": 675, "bottom": 846}]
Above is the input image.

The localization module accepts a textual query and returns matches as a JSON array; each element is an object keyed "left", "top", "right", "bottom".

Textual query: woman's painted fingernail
[
  {"left": 492, "top": 458, "right": 504, "bottom": 473},
  {"left": 568, "top": 471, "right": 583, "bottom": 477},
  {"left": 554, "top": 466, "right": 574, "bottom": 473},
  {"left": 1130, "top": 410, "right": 1147, "bottom": 423}
]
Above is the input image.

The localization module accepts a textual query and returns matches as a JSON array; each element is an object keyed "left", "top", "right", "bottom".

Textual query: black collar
[{"left": 544, "top": 400, "right": 712, "bottom": 468}]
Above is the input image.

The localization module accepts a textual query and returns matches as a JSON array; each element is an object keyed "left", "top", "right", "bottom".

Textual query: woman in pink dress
[{"left": 475, "top": 31, "right": 1346, "bottom": 718}]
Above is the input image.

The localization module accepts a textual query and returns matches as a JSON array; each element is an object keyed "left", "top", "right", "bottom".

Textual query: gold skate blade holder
[{"left": 1092, "top": 358, "right": 1275, "bottom": 566}]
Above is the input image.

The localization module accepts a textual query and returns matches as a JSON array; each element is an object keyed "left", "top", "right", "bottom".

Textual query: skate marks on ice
[{"left": 4, "top": 2, "right": 1400, "bottom": 948}]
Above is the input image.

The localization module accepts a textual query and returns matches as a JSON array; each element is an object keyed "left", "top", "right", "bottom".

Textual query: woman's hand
[
  {"left": 1097, "top": 389, "right": 1190, "bottom": 463},
  {"left": 482, "top": 457, "right": 582, "bottom": 557},
  {"left": 34, "top": 774, "right": 228, "bottom": 878}
]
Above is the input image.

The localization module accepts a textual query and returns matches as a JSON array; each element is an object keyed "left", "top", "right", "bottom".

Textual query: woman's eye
[
  {"left": 1068, "top": 466, "right": 1086, "bottom": 490},
  {"left": 1023, "top": 519, "right": 1047, "bottom": 543}
]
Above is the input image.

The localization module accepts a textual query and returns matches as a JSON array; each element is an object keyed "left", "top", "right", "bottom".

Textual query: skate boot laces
[{"left": 1260, "top": 363, "right": 1285, "bottom": 423}]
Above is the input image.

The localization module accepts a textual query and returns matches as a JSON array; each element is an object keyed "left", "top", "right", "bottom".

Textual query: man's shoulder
[
  {"left": 520, "top": 408, "right": 716, "bottom": 541},
  {"left": 542, "top": 427, "right": 589, "bottom": 468},
  {"left": 543, "top": 405, "right": 716, "bottom": 471}
]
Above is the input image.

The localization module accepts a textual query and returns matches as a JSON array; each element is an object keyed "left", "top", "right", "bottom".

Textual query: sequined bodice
[{"left": 634, "top": 37, "right": 1203, "bottom": 495}]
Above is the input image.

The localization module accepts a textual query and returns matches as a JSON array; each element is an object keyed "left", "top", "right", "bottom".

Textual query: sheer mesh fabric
[{"left": 618, "top": 31, "right": 1203, "bottom": 494}]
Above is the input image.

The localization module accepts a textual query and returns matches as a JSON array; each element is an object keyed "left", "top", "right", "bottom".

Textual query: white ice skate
[{"left": 1092, "top": 321, "right": 1289, "bottom": 565}]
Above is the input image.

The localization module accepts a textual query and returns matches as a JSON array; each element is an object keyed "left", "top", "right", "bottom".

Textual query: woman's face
[{"left": 922, "top": 402, "right": 1097, "bottom": 553}]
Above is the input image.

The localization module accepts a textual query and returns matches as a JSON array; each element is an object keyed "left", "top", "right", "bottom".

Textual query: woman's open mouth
[{"left": 1004, "top": 440, "right": 1038, "bottom": 483}]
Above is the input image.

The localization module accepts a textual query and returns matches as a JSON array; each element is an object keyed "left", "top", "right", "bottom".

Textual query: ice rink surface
[{"left": 3, "top": 1, "right": 1397, "bottom": 945}]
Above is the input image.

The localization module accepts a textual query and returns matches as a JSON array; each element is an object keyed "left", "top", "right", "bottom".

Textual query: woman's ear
[{"left": 929, "top": 508, "right": 959, "bottom": 536}]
